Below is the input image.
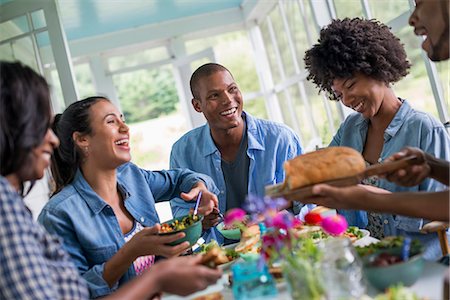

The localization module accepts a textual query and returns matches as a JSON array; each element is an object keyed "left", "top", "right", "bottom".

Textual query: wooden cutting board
[{"left": 265, "top": 155, "right": 420, "bottom": 201}]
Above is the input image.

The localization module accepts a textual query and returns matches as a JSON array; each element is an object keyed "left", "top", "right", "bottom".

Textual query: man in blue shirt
[{"left": 170, "top": 63, "right": 306, "bottom": 243}]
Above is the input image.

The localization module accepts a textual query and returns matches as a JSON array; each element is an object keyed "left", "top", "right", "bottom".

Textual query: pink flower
[
  {"left": 272, "top": 213, "right": 290, "bottom": 230},
  {"left": 224, "top": 208, "right": 246, "bottom": 226},
  {"left": 292, "top": 218, "right": 303, "bottom": 228},
  {"left": 321, "top": 215, "right": 348, "bottom": 236}
]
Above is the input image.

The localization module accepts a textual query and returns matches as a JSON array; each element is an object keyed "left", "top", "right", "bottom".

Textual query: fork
[{"left": 193, "top": 191, "right": 202, "bottom": 216}]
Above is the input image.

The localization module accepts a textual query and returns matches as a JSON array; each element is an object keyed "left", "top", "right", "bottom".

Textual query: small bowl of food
[
  {"left": 362, "top": 247, "right": 425, "bottom": 291},
  {"left": 217, "top": 221, "right": 242, "bottom": 240},
  {"left": 159, "top": 214, "right": 203, "bottom": 246}
]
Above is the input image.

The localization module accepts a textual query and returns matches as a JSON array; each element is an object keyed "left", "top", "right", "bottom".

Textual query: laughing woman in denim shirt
[
  {"left": 38, "top": 97, "right": 219, "bottom": 298},
  {"left": 304, "top": 18, "right": 450, "bottom": 260}
]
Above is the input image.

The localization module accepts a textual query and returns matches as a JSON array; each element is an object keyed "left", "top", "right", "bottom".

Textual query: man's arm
[
  {"left": 383, "top": 147, "right": 449, "bottom": 186},
  {"left": 305, "top": 184, "right": 449, "bottom": 222}
]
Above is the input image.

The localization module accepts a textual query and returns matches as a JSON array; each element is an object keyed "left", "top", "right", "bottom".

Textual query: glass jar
[
  {"left": 282, "top": 255, "right": 325, "bottom": 300},
  {"left": 231, "top": 259, "right": 278, "bottom": 300},
  {"left": 318, "top": 237, "right": 366, "bottom": 299}
]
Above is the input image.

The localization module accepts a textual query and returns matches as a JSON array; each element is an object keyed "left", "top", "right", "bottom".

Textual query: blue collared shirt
[
  {"left": 0, "top": 176, "right": 89, "bottom": 300},
  {"left": 330, "top": 100, "right": 450, "bottom": 260},
  {"left": 38, "top": 162, "right": 216, "bottom": 298},
  {"left": 170, "top": 111, "right": 309, "bottom": 243}
]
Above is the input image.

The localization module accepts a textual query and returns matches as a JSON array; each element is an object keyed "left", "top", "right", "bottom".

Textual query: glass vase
[
  {"left": 282, "top": 255, "right": 325, "bottom": 300},
  {"left": 318, "top": 237, "right": 366, "bottom": 299}
]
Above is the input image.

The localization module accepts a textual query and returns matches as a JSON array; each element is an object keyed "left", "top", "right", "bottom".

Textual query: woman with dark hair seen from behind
[
  {"left": 38, "top": 95, "right": 220, "bottom": 298},
  {"left": 304, "top": 18, "right": 450, "bottom": 260},
  {"left": 0, "top": 61, "right": 221, "bottom": 300}
]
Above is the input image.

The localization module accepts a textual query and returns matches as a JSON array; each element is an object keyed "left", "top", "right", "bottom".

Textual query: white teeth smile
[
  {"left": 220, "top": 107, "right": 237, "bottom": 116},
  {"left": 115, "top": 139, "right": 128, "bottom": 145},
  {"left": 352, "top": 101, "right": 364, "bottom": 112}
]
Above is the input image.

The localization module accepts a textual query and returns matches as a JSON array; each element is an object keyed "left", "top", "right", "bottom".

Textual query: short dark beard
[{"left": 430, "top": 0, "right": 450, "bottom": 61}]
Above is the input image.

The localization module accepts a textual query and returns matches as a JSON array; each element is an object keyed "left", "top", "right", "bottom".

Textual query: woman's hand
[
  {"left": 381, "top": 147, "right": 430, "bottom": 186},
  {"left": 181, "top": 182, "right": 218, "bottom": 217},
  {"left": 127, "top": 224, "right": 191, "bottom": 258},
  {"left": 150, "top": 255, "right": 223, "bottom": 296}
]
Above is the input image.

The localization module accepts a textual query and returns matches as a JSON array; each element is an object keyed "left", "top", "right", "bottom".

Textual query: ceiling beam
[{"left": 63, "top": 6, "right": 245, "bottom": 58}]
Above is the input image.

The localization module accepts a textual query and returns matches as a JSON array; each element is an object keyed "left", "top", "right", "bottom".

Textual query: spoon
[{"left": 193, "top": 191, "right": 202, "bottom": 217}]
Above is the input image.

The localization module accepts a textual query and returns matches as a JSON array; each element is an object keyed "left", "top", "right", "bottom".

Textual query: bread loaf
[{"left": 284, "top": 146, "right": 365, "bottom": 189}]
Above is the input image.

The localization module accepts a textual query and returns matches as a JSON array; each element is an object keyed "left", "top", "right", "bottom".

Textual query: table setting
[{"left": 161, "top": 195, "right": 448, "bottom": 300}]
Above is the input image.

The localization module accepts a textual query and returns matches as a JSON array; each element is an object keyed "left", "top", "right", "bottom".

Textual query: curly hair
[{"left": 304, "top": 18, "right": 411, "bottom": 100}]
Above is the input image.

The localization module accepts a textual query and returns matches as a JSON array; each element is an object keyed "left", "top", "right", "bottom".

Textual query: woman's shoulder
[
  {"left": 401, "top": 106, "right": 445, "bottom": 129},
  {"left": 45, "top": 185, "right": 79, "bottom": 210}
]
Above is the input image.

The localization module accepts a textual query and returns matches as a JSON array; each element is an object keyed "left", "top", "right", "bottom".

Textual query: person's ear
[
  {"left": 192, "top": 98, "right": 202, "bottom": 113},
  {"left": 72, "top": 131, "right": 89, "bottom": 149}
]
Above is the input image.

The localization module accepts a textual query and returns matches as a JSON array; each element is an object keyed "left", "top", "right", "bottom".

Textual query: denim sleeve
[
  {"left": 145, "top": 169, "right": 219, "bottom": 202},
  {"left": 38, "top": 208, "right": 117, "bottom": 298}
]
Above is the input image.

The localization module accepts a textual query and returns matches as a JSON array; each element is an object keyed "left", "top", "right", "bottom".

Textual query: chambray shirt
[
  {"left": 330, "top": 100, "right": 450, "bottom": 260},
  {"left": 170, "top": 111, "right": 308, "bottom": 243},
  {"left": 0, "top": 176, "right": 89, "bottom": 300},
  {"left": 38, "top": 162, "right": 216, "bottom": 298}
]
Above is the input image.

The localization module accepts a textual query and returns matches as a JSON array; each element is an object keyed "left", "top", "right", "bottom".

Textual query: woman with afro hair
[{"left": 304, "top": 18, "right": 450, "bottom": 260}]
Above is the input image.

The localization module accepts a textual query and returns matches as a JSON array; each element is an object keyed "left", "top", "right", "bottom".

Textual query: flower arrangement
[{"left": 224, "top": 195, "right": 351, "bottom": 300}]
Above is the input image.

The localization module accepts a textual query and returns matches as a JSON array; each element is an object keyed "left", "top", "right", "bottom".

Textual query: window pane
[
  {"left": 285, "top": 0, "right": 316, "bottom": 69},
  {"left": 108, "top": 46, "right": 170, "bottom": 72},
  {"left": 245, "top": 97, "right": 268, "bottom": 119},
  {"left": 334, "top": 0, "right": 364, "bottom": 18},
  {"left": 304, "top": 80, "right": 341, "bottom": 146},
  {"left": 392, "top": 26, "right": 439, "bottom": 117},
  {"left": 369, "top": 0, "right": 409, "bottom": 24},
  {"left": 0, "top": 15, "right": 29, "bottom": 41},
  {"left": 113, "top": 66, "right": 188, "bottom": 169},
  {"left": 0, "top": 43, "right": 14, "bottom": 61},
  {"left": 260, "top": 19, "right": 282, "bottom": 84},
  {"left": 436, "top": 60, "right": 449, "bottom": 121},
  {"left": 185, "top": 30, "right": 260, "bottom": 93},
  {"left": 270, "top": 7, "right": 295, "bottom": 78},
  {"left": 74, "top": 63, "right": 96, "bottom": 99},
  {"left": 31, "top": 9, "right": 46, "bottom": 29},
  {"left": 11, "top": 36, "right": 38, "bottom": 71},
  {"left": 36, "top": 30, "right": 49, "bottom": 48}
]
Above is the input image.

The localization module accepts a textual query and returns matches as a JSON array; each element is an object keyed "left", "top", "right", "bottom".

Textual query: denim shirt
[
  {"left": 38, "top": 162, "right": 216, "bottom": 298},
  {"left": 170, "top": 111, "right": 308, "bottom": 243},
  {"left": 330, "top": 100, "right": 450, "bottom": 259}
]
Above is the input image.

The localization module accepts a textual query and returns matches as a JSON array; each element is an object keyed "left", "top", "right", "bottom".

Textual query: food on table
[
  {"left": 343, "top": 226, "right": 365, "bottom": 242},
  {"left": 199, "top": 240, "right": 239, "bottom": 268},
  {"left": 372, "top": 253, "right": 402, "bottom": 267},
  {"left": 293, "top": 224, "right": 365, "bottom": 243},
  {"left": 372, "top": 284, "right": 421, "bottom": 300},
  {"left": 200, "top": 247, "right": 230, "bottom": 268},
  {"left": 356, "top": 236, "right": 423, "bottom": 257},
  {"left": 283, "top": 146, "right": 365, "bottom": 189},
  {"left": 234, "top": 225, "right": 260, "bottom": 253},
  {"left": 192, "top": 292, "right": 224, "bottom": 300},
  {"left": 159, "top": 214, "right": 200, "bottom": 233},
  {"left": 223, "top": 215, "right": 249, "bottom": 230}
]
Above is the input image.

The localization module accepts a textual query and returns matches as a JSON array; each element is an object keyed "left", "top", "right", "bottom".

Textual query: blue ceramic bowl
[
  {"left": 362, "top": 248, "right": 425, "bottom": 291},
  {"left": 159, "top": 215, "right": 203, "bottom": 246}
]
